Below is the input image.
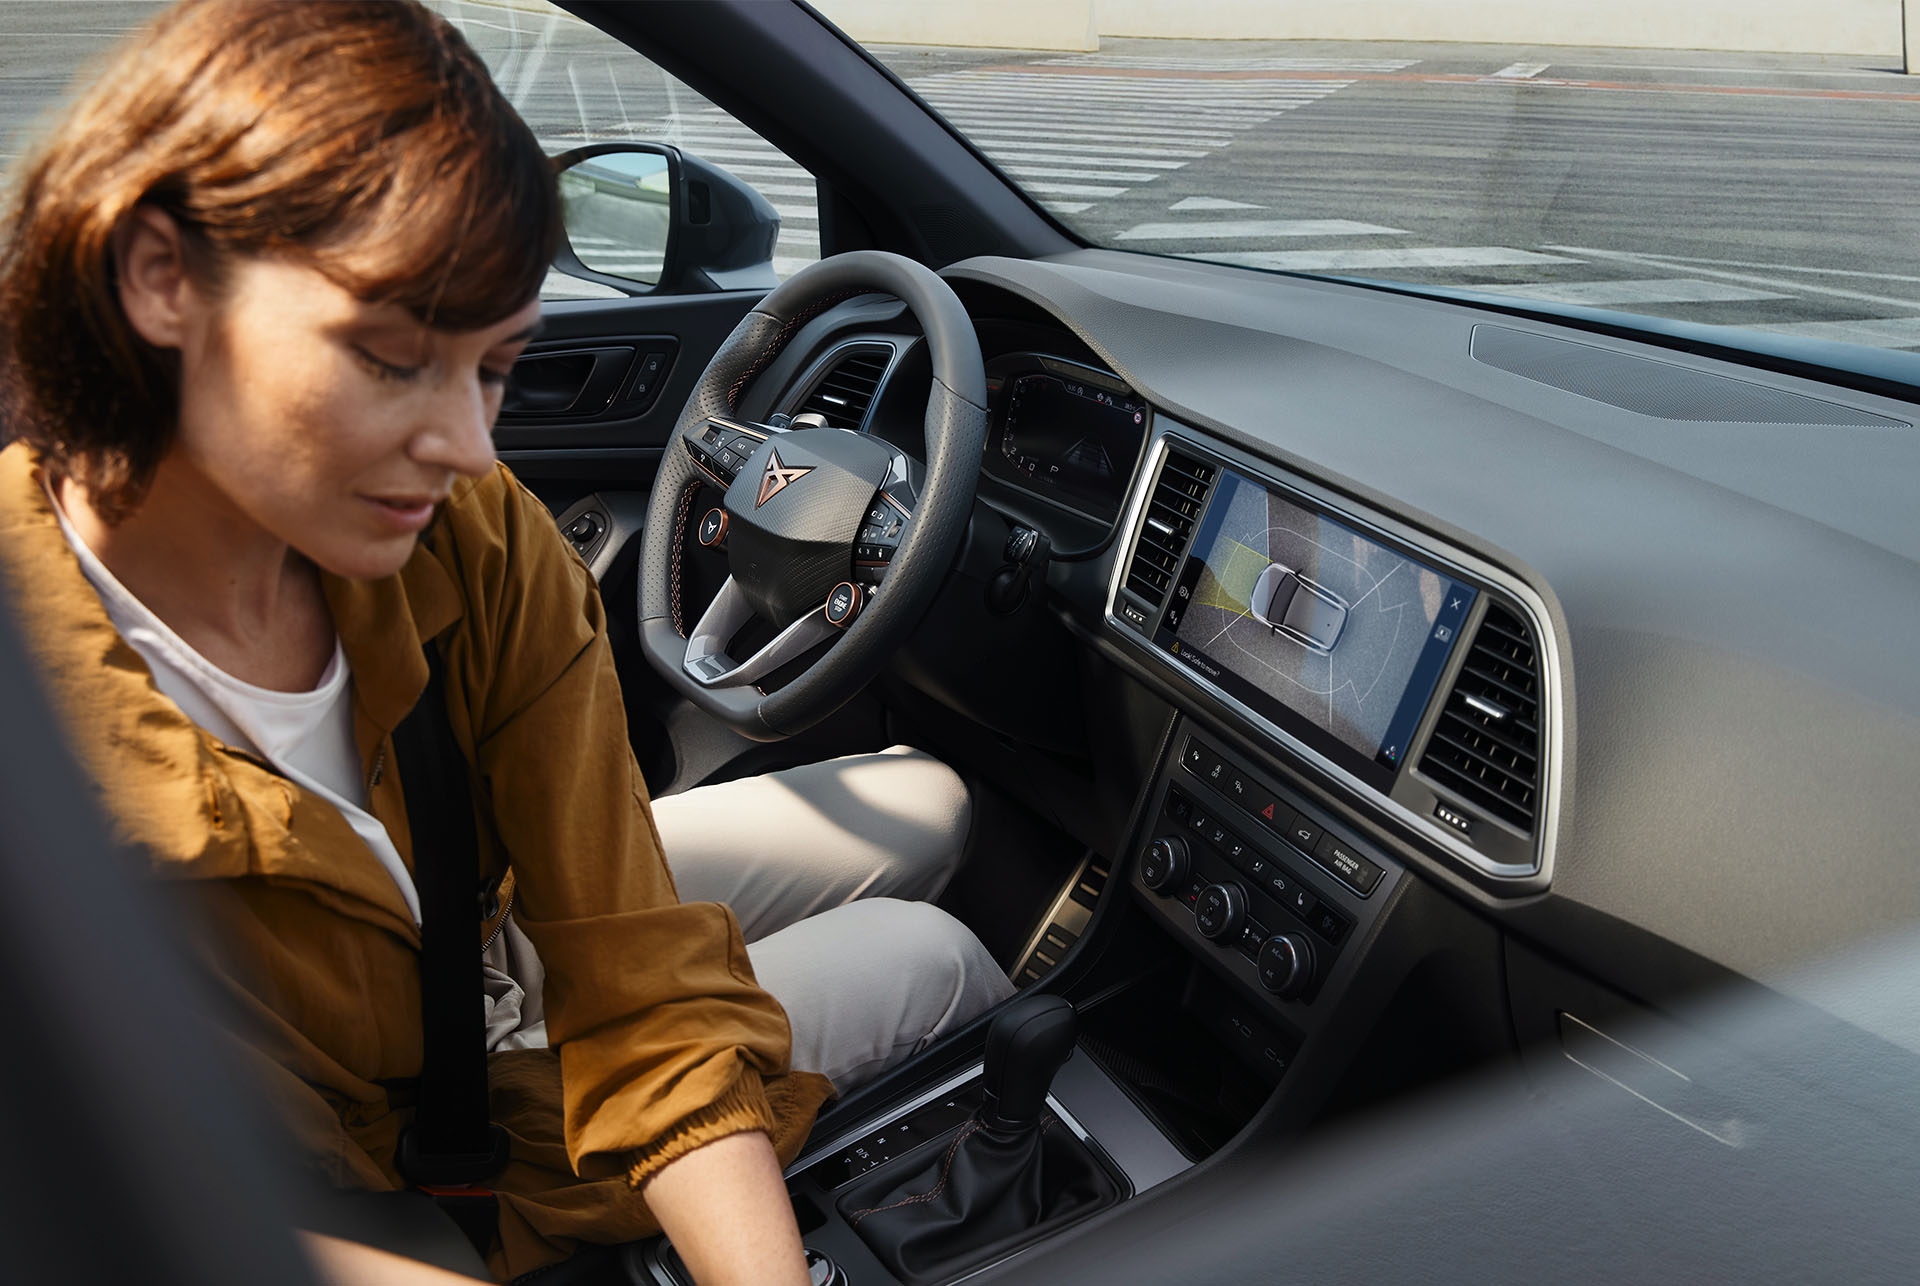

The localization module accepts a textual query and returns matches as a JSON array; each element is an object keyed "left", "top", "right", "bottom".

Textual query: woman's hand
[{"left": 641, "top": 1130, "right": 812, "bottom": 1286}]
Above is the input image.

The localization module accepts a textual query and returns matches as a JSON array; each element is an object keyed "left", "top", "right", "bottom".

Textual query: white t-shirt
[
  {"left": 51, "top": 496, "right": 422, "bottom": 924},
  {"left": 51, "top": 492, "right": 548, "bottom": 1049}
]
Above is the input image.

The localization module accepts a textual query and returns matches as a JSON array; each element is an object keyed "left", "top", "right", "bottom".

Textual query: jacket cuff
[{"left": 625, "top": 1070, "right": 777, "bottom": 1191}]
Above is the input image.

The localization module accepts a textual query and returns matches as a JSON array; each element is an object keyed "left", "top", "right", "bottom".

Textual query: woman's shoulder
[{"left": 429, "top": 463, "right": 577, "bottom": 581}]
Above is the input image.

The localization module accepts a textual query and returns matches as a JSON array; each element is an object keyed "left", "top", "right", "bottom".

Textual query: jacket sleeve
[{"left": 443, "top": 466, "right": 796, "bottom": 1188}]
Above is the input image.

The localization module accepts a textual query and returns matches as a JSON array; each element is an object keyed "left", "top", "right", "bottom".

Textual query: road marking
[
  {"left": 1017, "top": 180, "right": 1130, "bottom": 198},
  {"left": 910, "top": 64, "right": 1358, "bottom": 219},
  {"left": 1041, "top": 55, "right": 1420, "bottom": 73},
  {"left": 1001, "top": 164, "right": 1170, "bottom": 183},
  {"left": 1208, "top": 246, "right": 1578, "bottom": 270},
  {"left": 983, "top": 151, "right": 1189, "bottom": 169},
  {"left": 1488, "top": 62, "right": 1550, "bottom": 79},
  {"left": 1736, "top": 317, "right": 1920, "bottom": 348},
  {"left": 1613, "top": 252, "right": 1920, "bottom": 287},
  {"left": 1544, "top": 245, "right": 1920, "bottom": 313},
  {"left": 1562, "top": 61, "right": 1905, "bottom": 80},
  {"left": 1169, "top": 197, "right": 1266, "bottom": 212},
  {"left": 962, "top": 137, "right": 1211, "bottom": 158},
  {"left": 1119, "top": 219, "right": 1407, "bottom": 241},
  {"left": 1472, "top": 278, "right": 1787, "bottom": 305}
]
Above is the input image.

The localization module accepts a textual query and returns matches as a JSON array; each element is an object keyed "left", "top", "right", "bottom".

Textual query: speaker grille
[{"left": 1470, "top": 325, "right": 1908, "bottom": 428}]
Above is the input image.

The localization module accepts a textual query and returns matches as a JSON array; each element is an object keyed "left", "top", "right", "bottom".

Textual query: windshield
[{"left": 866, "top": 28, "right": 1920, "bottom": 353}]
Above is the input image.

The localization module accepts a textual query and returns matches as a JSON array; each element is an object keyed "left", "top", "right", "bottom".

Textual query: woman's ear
[{"left": 112, "top": 206, "right": 195, "bottom": 350}]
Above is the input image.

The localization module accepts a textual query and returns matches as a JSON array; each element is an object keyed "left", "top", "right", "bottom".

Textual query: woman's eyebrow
[{"left": 503, "top": 320, "right": 544, "bottom": 343}]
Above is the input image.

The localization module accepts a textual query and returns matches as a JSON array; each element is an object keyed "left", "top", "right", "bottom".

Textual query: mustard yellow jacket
[{"left": 0, "top": 442, "right": 834, "bottom": 1279}]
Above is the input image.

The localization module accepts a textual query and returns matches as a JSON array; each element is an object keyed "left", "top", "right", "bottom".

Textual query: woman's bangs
[{"left": 324, "top": 114, "right": 559, "bottom": 332}]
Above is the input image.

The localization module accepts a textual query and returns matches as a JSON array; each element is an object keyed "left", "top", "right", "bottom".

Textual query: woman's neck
[{"left": 58, "top": 455, "right": 337, "bottom": 691}]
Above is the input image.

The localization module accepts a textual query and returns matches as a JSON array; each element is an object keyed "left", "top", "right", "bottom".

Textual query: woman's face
[{"left": 165, "top": 254, "right": 540, "bottom": 580}]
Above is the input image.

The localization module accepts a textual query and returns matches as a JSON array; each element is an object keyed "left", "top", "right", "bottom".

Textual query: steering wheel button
[{"left": 697, "top": 508, "right": 728, "bottom": 548}]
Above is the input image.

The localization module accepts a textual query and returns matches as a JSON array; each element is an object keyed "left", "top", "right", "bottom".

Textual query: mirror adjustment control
[
  {"left": 1256, "top": 933, "right": 1315, "bottom": 999},
  {"left": 1140, "top": 836, "right": 1190, "bottom": 892},
  {"left": 1194, "top": 882, "right": 1246, "bottom": 941}
]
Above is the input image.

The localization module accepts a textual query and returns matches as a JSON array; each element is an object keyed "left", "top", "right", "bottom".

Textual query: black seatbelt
[{"left": 390, "top": 645, "right": 511, "bottom": 1200}]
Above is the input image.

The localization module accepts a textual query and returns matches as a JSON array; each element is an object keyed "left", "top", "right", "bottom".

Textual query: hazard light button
[{"left": 1245, "top": 786, "right": 1298, "bottom": 840}]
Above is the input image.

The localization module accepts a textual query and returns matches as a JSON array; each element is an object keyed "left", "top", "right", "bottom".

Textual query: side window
[{"left": 423, "top": 1, "right": 820, "bottom": 300}]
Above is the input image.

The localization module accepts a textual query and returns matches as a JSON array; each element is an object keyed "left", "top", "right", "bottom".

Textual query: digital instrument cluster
[{"left": 981, "top": 353, "right": 1148, "bottom": 517}]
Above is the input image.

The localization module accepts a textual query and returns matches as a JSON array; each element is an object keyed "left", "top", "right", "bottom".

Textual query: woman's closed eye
[{"left": 353, "top": 345, "right": 423, "bottom": 382}]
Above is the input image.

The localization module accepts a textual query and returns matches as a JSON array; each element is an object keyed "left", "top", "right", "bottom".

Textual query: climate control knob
[
  {"left": 1256, "top": 933, "right": 1315, "bottom": 999},
  {"left": 1139, "top": 836, "right": 1190, "bottom": 893},
  {"left": 1194, "top": 882, "right": 1247, "bottom": 941}
]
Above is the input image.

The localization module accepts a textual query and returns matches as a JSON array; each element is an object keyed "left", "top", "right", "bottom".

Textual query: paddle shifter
[{"left": 840, "top": 994, "right": 1121, "bottom": 1283}]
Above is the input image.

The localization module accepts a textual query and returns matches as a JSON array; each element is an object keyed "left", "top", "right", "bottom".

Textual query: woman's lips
[{"left": 363, "top": 494, "right": 440, "bottom": 533}]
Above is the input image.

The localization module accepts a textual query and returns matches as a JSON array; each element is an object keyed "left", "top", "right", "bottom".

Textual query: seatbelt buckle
[{"left": 395, "top": 1122, "right": 514, "bottom": 1189}]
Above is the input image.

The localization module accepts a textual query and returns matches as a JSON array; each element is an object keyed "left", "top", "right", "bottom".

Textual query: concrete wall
[
  {"left": 808, "top": 0, "right": 1098, "bottom": 51},
  {"left": 810, "top": 0, "right": 1909, "bottom": 58},
  {"left": 1098, "top": 0, "right": 1904, "bottom": 58}
]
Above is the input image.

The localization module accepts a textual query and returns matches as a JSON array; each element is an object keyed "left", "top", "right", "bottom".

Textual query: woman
[{"left": 0, "top": 2, "right": 1008, "bottom": 1282}]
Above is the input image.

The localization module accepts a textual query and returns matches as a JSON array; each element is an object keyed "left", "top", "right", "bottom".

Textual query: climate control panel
[{"left": 1132, "top": 726, "right": 1401, "bottom": 1021}]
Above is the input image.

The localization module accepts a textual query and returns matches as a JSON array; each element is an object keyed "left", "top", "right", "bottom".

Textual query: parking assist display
[{"left": 1153, "top": 468, "right": 1476, "bottom": 788}]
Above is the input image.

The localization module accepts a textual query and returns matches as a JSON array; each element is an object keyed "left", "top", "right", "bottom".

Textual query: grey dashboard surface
[{"left": 943, "top": 248, "right": 1920, "bottom": 1004}]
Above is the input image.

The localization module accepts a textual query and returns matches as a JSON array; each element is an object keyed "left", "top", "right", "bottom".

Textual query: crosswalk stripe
[
  {"left": 973, "top": 150, "right": 1188, "bottom": 169},
  {"left": 1118, "top": 219, "right": 1408, "bottom": 241},
  {"left": 1018, "top": 180, "right": 1130, "bottom": 198},
  {"left": 923, "top": 97, "right": 1279, "bottom": 121},
  {"left": 961, "top": 137, "right": 1210, "bottom": 158},
  {"left": 938, "top": 119, "right": 1234, "bottom": 146},
  {"left": 1001, "top": 164, "right": 1170, "bottom": 182},
  {"left": 1038, "top": 55, "right": 1418, "bottom": 72},
  {"left": 1476, "top": 278, "right": 1786, "bottom": 306},
  {"left": 1206, "top": 247, "right": 1578, "bottom": 270},
  {"left": 1735, "top": 316, "right": 1920, "bottom": 347},
  {"left": 926, "top": 86, "right": 1298, "bottom": 107}
]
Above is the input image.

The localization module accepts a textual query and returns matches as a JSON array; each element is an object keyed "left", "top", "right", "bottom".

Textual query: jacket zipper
[{"left": 479, "top": 883, "right": 515, "bottom": 955}]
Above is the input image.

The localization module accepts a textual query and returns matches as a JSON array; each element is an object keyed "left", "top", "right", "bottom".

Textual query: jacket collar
[{"left": 0, "top": 442, "right": 460, "bottom": 930}]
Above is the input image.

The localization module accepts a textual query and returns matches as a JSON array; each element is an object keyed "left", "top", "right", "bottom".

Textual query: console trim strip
[
  {"left": 1102, "top": 424, "right": 1564, "bottom": 890},
  {"left": 786, "top": 1062, "right": 1095, "bottom": 1182}
]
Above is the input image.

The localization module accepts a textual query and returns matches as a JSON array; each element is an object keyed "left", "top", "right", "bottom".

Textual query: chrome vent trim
[
  {"left": 1418, "top": 601, "right": 1540, "bottom": 832},
  {"left": 1121, "top": 449, "right": 1215, "bottom": 609}
]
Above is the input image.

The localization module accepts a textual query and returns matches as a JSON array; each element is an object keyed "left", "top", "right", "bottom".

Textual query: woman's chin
[{"left": 301, "top": 533, "right": 422, "bottom": 583}]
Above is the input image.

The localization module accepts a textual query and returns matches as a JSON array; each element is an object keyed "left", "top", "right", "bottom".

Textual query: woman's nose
[{"left": 414, "top": 378, "right": 498, "bottom": 479}]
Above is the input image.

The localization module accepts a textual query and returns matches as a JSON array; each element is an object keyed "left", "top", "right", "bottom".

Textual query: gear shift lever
[
  {"left": 841, "top": 992, "right": 1120, "bottom": 1284},
  {"left": 979, "top": 993, "right": 1077, "bottom": 1132}
]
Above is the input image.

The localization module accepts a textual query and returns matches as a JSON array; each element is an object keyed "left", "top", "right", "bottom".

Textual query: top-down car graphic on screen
[{"left": 1249, "top": 561, "right": 1350, "bottom": 655}]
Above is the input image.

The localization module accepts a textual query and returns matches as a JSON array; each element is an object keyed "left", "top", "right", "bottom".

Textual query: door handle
[{"left": 502, "top": 346, "right": 635, "bottom": 416}]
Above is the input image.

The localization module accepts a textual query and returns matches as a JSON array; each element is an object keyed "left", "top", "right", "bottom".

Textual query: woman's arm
[{"left": 641, "top": 1131, "right": 811, "bottom": 1286}]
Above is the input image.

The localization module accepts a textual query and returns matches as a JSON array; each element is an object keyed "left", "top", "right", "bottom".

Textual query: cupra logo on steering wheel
[{"left": 756, "top": 449, "right": 814, "bottom": 508}]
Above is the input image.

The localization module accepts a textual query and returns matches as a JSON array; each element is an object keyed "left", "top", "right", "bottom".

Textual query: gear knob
[{"left": 979, "top": 993, "right": 1077, "bottom": 1133}]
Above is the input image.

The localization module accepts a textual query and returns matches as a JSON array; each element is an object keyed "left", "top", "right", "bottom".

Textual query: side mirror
[{"left": 550, "top": 142, "right": 785, "bottom": 296}]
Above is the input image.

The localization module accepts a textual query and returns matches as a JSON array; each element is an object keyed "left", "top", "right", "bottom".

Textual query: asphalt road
[{"left": 5, "top": 2, "right": 1918, "bottom": 349}]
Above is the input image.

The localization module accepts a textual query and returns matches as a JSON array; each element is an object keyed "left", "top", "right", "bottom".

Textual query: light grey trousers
[
  {"left": 653, "top": 745, "right": 1014, "bottom": 1092},
  {"left": 483, "top": 746, "right": 1013, "bottom": 1094}
]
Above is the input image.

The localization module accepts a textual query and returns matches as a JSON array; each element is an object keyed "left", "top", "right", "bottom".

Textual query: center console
[
  {"left": 1132, "top": 728, "right": 1403, "bottom": 1072},
  {"left": 625, "top": 418, "right": 1562, "bottom": 1286}
]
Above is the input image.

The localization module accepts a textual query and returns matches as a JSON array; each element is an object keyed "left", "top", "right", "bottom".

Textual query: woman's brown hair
[{"left": 0, "top": 0, "right": 561, "bottom": 522}]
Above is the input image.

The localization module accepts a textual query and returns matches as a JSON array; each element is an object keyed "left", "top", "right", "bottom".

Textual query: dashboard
[{"left": 779, "top": 246, "right": 1920, "bottom": 1033}]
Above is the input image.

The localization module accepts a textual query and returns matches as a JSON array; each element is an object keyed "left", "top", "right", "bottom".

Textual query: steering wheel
[{"left": 636, "top": 251, "right": 987, "bottom": 740}]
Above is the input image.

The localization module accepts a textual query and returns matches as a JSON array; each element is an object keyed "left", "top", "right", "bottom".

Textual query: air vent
[
  {"left": 1123, "top": 449, "right": 1215, "bottom": 608},
  {"left": 796, "top": 348, "right": 890, "bottom": 430},
  {"left": 1418, "top": 601, "right": 1541, "bottom": 832}
]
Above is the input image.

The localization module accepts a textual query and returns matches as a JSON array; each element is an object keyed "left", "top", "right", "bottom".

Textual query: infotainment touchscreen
[{"left": 1152, "top": 467, "right": 1476, "bottom": 790}]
